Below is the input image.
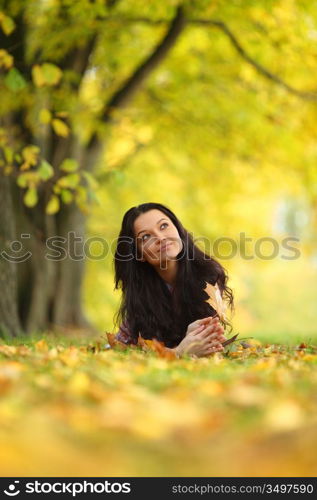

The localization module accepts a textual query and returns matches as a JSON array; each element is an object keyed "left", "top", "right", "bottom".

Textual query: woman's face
[{"left": 133, "top": 209, "right": 183, "bottom": 267}]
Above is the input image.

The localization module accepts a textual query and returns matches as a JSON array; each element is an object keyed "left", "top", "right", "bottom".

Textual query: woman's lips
[{"left": 160, "top": 241, "right": 173, "bottom": 252}]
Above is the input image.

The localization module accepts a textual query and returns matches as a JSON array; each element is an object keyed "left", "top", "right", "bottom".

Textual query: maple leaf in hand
[
  {"left": 203, "top": 281, "right": 239, "bottom": 347},
  {"left": 203, "top": 281, "right": 227, "bottom": 323}
]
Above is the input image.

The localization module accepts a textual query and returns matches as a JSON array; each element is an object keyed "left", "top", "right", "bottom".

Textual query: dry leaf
[
  {"left": 222, "top": 334, "right": 239, "bottom": 347},
  {"left": 149, "top": 338, "right": 177, "bottom": 360},
  {"left": 203, "top": 281, "right": 241, "bottom": 347},
  {"left": 203, "top": 281, "right": 227, "bottom": 322},
  {"left": 137, "top": 335, "right": 177, "bottom": 359},
  {"left": 105, "top": 332, "right": 129, "bottom": 350}
]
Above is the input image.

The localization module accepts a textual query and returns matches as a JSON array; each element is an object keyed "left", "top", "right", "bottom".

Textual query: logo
[{"left": 4, "top": 481, "right": 20, "bottom": 496}]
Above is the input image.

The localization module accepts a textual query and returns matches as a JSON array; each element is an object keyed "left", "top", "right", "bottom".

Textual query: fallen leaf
[
  {"left": 137, "top": 335, "right": 177, "bottom": 359},
  {"left": 105, "top": 332, "right": 130, "bottom": 350}
]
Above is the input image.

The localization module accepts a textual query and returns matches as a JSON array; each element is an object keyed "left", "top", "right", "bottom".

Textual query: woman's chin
[
  {"left": 161, "top": 241, "right": 182, "bottom": 257},
  {"left": 159, "top": 250, "right": 181, "bottom": 262}
]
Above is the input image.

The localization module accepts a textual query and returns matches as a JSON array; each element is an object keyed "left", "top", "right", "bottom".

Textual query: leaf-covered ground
[{"left": 0, "top": 334, "right": 316, "bottom": 477}]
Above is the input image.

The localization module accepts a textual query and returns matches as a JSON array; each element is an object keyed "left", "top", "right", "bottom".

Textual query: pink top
[{"left": 114, "top": 280, "right": 173, "bottom": 345}]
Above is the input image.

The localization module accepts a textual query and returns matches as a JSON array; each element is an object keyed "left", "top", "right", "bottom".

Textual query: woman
[{"left": 113, "top": 202, "right": 234, "bottom": 358}]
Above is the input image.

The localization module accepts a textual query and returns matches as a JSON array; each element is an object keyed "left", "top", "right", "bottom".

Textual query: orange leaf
[
  {"left": 151, "top": 339, "right": 177, "bottom": 360},
  {"left": 105, "top": 332, "right": 117, "bottom": 348},
  {"left": 137, "top": 335, "right": 176, "bottom": 359},
  {"left": 105, "top": 332, "right": 130, "bottom": 350},
  {"left": 136, "top": 335, "right": 152, "bottom": 350}
]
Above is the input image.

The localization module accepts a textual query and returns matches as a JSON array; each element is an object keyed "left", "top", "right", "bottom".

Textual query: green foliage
[
  {"left": 60, "top": 158, "right": 79, "bottom": 173},
  {"left": 2, "top": 0, "right": 317, "bottom": 212},
  {"left": 60, "top": 189, "right": 73, "bottom": 204},
  {"left": 38, "top": 160, "right": 54, "bottom": 181},
  {"left": 32, "top": 63, "right": 63, "bottom": 87},
  {"left": 4, "top": 68, "right": 27, "bottom": 91},
  {"left": 57, "top": 173, "right": 80, "bottom": 189},
  {"left": 1, "top": 0, "right": 317, "bottom": 337}
]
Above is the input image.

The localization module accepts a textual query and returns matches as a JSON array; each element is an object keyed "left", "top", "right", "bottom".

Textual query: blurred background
[
  {"left": 1, "top": 0, "right": 317, "bottom": 343},
  {"left": 77, "top": 1, "right": 317, "bottom": 346}
]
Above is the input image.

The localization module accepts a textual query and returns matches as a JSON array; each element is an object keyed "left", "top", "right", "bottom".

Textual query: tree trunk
[
  {"left": 0, "top": 172, "right": 22, "bottom": 337},
  {"left": 52, "top": 201, "right": 92, "bottom": 329},
  {"left": 10, "top": 179, "right": 96, "bottom": 335}
]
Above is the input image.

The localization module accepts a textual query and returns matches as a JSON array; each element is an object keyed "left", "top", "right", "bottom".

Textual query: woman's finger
[
  {"left": 197, "top": 326, "right": 218, "bottom": 337},
  {"left": 206, "top": 345, "right": 224, "bottom": 354},
  {"left": 198, "top": 316, "right": 219, "bottom": 326},
  {"left": 198, "top": 323, "right": 221, "bottom": 336},
  {"left": 213, "top": 325, "right": 225, "bottom": 334},
  {"left": 206, "top": 346, "right": 221, "bottom": 354},
  {"left": 192, "top": 324, "right": 206, "bottom": 335},
  {"left": 192, "top": 318, "right": 223, "bottom": 337},
  {"left": 199, "top": 332, "right": 221, "bottom": 342},
  {"left": 203, "top": 335, "right": 224, "bottom": 347},
  {"left": 205, "top": 337, "right": 223, "bottom": 347},
  {"left": 203, "top": 331, "right": 226, "bottom": 344},
  {"left": 192, "top": 324, "right": 207, "bottom": 336},
  {"left": 192, "top": 319, "right": 204, "bottom": 328}
]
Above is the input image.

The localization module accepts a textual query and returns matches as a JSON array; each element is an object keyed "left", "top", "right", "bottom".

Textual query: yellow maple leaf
[{"left": 203, "top": 281, "right": 227, "bottom": 322}]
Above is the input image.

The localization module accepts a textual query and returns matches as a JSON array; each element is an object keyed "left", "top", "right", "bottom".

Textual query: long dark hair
[{"left": 113, "top": 202, "right": 234, "bottom": 348}]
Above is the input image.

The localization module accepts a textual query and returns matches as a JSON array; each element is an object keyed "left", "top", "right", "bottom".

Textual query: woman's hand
[
  {"left": 175, "top": 320, "right": 226, "bottom": 358},
  {"left": 186, "top": 316, "right": 226, "bottom": 343}
]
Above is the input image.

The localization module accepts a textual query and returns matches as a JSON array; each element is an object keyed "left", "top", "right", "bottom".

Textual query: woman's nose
[{"left": 156, "top": 236, "right": 167, "bottom": 246}]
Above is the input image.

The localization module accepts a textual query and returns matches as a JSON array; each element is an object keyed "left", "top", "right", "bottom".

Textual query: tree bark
[
  {"left": 52, "top": 201, "right": 92, "bottom": 329},
  {"left": 0, "top": 172, "right": 22, "bottom": 337},
  {"left": 10, "top": 181, "right": 95, "bottom": 335}
]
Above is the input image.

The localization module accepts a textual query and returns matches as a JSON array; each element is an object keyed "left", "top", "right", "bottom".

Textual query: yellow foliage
[
  {"left": 35, "top": 339, "right": 49, "bottom": 352},
  {"left": 0, "top": 336, "right": 316, "bottom": 476},
  {"left": 0, "top": 49, "right": 13, "bottom": 69},
  {"left": 46, "top": 195, "right": 60, "bottom": 215},
  {"left": 52, "top": 119, "right": 70, "bottom": 137},
  {"left": 39, "top": 109, "right": 52, "bottom": 124},
  {"left": 264, "top": 399, "right": 305, "bottom": 431}
]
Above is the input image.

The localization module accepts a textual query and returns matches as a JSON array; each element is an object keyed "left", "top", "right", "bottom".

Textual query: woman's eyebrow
[{"left": 137, "top": 218, "right": 168, "bottom": 236}]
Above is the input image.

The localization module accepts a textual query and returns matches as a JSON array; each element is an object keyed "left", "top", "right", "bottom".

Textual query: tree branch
[
  {"left": 206, "top": 20, "right": 317, "bottom": 101},
  {"left": 100, "top": 15, "right": 317, "bottom": 102},
  {"left": 59, "top": 35, "right": 98, "bottom": 90},
  {"left": 50, "top": 35, "right": 99, "bottom": 167},
  {"left": 86, "top": 5, "right": 186, "bottom": 153}
]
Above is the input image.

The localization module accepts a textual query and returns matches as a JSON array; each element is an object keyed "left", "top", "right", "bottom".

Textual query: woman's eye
[{"left": 141, "top": 223, "right": 168, "bottom": 242}]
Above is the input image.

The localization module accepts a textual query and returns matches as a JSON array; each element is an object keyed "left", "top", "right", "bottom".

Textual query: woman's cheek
[
  {"left": 177, "top": 238, "right": 183, "bottom": 253},
  {"left": 145, "top": 244, "right": 160, "bottom": 262}
]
